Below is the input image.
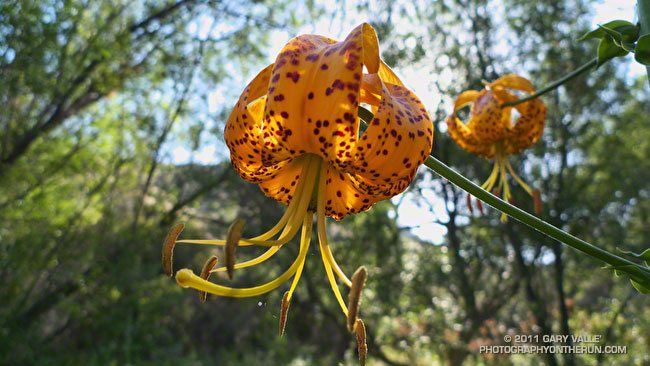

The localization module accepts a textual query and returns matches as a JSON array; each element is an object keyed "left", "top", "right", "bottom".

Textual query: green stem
[
  {"left": 500, "top": 58, "right": 597, "bottom": 108},
  {"left": 638, "top": 0, "right": 650, "bottom": 83},
  {"left": 422, "top": 156, "right": 639, "bottom": 270},
  {"left": 356, "top": 107, "right": 650, "bottom": 282}
]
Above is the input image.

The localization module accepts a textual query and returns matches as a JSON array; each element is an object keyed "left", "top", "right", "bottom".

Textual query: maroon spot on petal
[
  {"left": 336, "top": 190, "right": 342, "bottom": 197},
  {"left": 273, "top": 94, "right": 285, "bottom": 101},
  {"left": 281, "top": 111, "right": 289, "bottom": 118},
  {"left": 286, "top": 71, "right": 300, "bottom": 83},
  {"left": 321, "top": 64, "right": 329, "bottom": 70},
  {"left": 308, "top": 92, "right": 314, "bottom": 99}
]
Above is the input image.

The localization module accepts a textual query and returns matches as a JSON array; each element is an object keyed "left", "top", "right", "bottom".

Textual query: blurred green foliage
[{"left": 1, "top": 0, "right": 649, "bottom": 365}]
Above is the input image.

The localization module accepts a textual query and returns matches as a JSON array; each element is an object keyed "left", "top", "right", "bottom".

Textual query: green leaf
[
  {"left": 578, "top": 20, "right": 636, "bottom": 41},
  {"left": 599, "top": 25, "right": 624, "bottom": 46},
  {"left": 631, "top": 279, "right": 650, "bottom": 294},
  {"left": 635, "top": 34, "right": 650, "bottom": 66},
  {"left": 597, "top": 36, "right": 628, "bottom": 66},
  {"left": 617, "top": 247, "right": 650, "bottom": 266},
  {"left": 622, "top": 42, "right": 636, "bottom": 52}
]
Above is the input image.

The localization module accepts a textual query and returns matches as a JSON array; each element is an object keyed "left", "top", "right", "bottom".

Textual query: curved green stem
[
  {"left": 357, "top": 106, "right": 650, "bottom": 283},
  {"left": 500, "top": 58, "right": 597, "bottom": 108},
  {"left": 422, "top": 156, "right": 640, "bottom": 269}
]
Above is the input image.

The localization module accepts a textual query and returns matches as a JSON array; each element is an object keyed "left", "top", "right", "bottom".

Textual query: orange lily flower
[
  {"left": 163, "top": 23, "right": 433, "bottom": 358},
  {"left": 447, "top": 75, "right": 546, "bottom": 221}
]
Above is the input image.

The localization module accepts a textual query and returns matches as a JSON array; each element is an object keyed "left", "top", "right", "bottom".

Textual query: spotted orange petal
[
  {"left": 323, "top": 162, "right": 415, "bottom": 220},
  {"left": 259, "top": 24, "right": 380, "bottom": 171},
  {"left": 353, "top": 81, "right": 432, "bottom": 183}
]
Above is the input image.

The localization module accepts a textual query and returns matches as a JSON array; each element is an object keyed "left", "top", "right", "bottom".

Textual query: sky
[{"left": 172, "top": 0, "right": 644, "bottom": 245}]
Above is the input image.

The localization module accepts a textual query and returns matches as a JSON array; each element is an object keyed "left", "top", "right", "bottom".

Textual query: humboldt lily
[
  {"left": 447, "top": 74, "right": 546, "bottom": 221},
  {"left": 162, "top": 23, "right": 433, "bottom": 362}
]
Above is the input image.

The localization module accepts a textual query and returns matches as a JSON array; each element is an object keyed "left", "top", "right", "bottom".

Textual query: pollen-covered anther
[
  {"left": 162, "top": 223, "right": 184, "bottom": 277},
  {"left": 466, "top": 194, "right": 474, "bottom": 215},
  {"left": 199, "top": 256, "right": 218, "bottom": 303},
  {"left": 476, "top": 199, "right": 484, "bottom": 215},
  {"left": 355, "top": 319, "right": 368, "bottom": 366},
  {"left": 492, "top": 188, "right": 501, "bottom": 199},
  {"left": 279, "top": 291, "right": 291, "bottom": 336},
  {"left": 226, "top": 218, "right": 246, "bottom": 280},
  {"left": 533, "top": 189, "right": 543, "bottom": 214},
  {"left": 347, "top": 266, "right": 367, "bottom": 332}
]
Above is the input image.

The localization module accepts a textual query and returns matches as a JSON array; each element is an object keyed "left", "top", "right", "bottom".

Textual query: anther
[
  {"left": 476, "top": 199, "right": 484, "bottom": 215},
  {"left": 279, "top": 291, "right": 291, "bottom": 336},
  {"left": 347, "top": 266, "right": 367, "bottom": 332},
  {"left": 533, "top": 189, "right": 543, "bottom": 215},
  {"left": 492, "top": 187, "right": 501, "bottom": 199},
  {"left": 226, "top": 218, "right": 246, "bottom": 280},
  {"left": 355, "top": 319, "right": 368, "bottom": 366},
  {"left": 162, "top": 223, "right": 184, "bottom": 277},
  {"left": 199, "top": 256, "right": 218, "bottom": 302},
  {"left": 466, "top": 194, "right": 473, "bottom": 215}
]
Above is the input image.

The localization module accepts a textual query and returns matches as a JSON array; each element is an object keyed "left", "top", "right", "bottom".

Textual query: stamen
[
  {"left": 317, "top": 162, "right": 352, "bottom": 287},
  {"left": 492, "top": 187, "right": 501, "bottom": 198},
  {"left": 505, "top": 158, "right": 533, "bottom": 195},
  {"left": 210, "top": 206, "right": 304, "bottom": 273},
  {"left": 162, "top": 223, "right": 184, "bottom": 277},
  {"left": 481, "top": 160, "right": 500, "bottom": 192},
  {"left": 279, "top": 291, "right": 290, "bottom": 336},
  {"left": 347, "top": 266, "right": 367, "bottom": 332},
  {"left": 199, "top": 256, "right": 218, "bottom": 302},
  {"left": 476, "top": 199, "right": 484, "bottom": 215},
  {"left": 533, "top": 189, "right": 543, "bottom": 214},
  {"left": 466, "top": 193, "right": 474, "bottom": 214},
  {"left": 226, "top": 218, "right": 246, "bottom": 280},
  {"left": 355, "top": 319, "right": 368, "bottom": 366},
  {"left": 280, "top": 211, "right": 314, "bottom": 334},
  {"left": 498, "top": 155, "right": 510, "bottom": 201},
  {"left": 175, "top": 156, "right": 315, "bottom": 248},
  {"left": 174, "top": 215, "right": 313, "bottom": 297}
]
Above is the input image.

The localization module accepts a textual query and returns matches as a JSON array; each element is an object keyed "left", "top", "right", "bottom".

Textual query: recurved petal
[
  {"left": 378, "top": 61, "right": 404, "bottom": 87},
  {"left": 259, "top": 23, "right": 381, "bottom": 171},
  {"left": 467, "top": 90, "right": 510, "bottom": 143},
  {"left": 491, "top": 74, "right": 535, "bottom": 93},
  {"left": 352, "top": 81, "right": 432, "bottom": 183},
  {"left": 323, "top": 162, "right": 414, "bottom": 220},
  {"left": 505, "top": 98, "right": 546, "bottom": 154},
  {"left": 446, "top": 114, "right": 494, "bottom": 158},
  {"left": 453, "top": 90, "right": 479, "bottom": 111},
  {"left": 257, "top": 157, "right": 304, "bottom": 206},
  {"left": 225, "top": 65, "right": 277, "bottom": 183}
]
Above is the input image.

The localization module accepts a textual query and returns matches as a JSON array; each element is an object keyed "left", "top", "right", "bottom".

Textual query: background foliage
[{"left": 1, "top": 0, "right": 648, "bottom": 365}]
